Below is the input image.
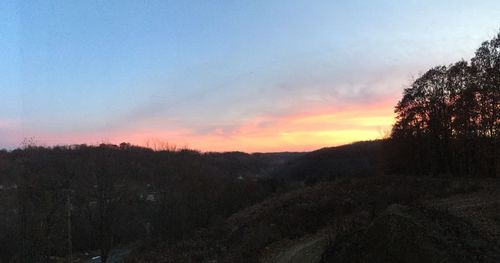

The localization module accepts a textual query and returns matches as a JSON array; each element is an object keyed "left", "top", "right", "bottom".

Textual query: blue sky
[{"left": 1, "top": 1, "right": 499, "bottom": 151}]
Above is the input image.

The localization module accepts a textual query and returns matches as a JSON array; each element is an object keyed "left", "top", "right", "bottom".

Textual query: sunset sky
[{"left": 1, "top": 1, "right": 500, "bottom": 152}]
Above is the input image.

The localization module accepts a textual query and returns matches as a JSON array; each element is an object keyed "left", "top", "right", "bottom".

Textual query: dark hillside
[
  {"left": 204, "top": 151, "right": 303, "bottom": 177},
  {"left": 322, "top": 203, "right": 500, "bottom": 263},
  {"left": 0, "top": 144, "right": 298, "bottom": 262},
  {"left": 272, "top": 140, "right": 384, "bottom": 185},
  {"left": 127, "top": 175, "right": 498, "bottom": 263}
]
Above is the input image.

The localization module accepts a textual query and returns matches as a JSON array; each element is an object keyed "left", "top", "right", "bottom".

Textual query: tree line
[
  {"left": 389, "top": 31, "right": 499, "bottom": 177},
  {"left": 0, "top": 143, "right": 282, "bottom": 262}
]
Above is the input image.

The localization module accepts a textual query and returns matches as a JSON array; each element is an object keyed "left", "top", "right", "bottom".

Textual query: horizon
[
  {"left": 6, "top": 136, "right": 383, "bottom": 154},
  {"left": 2, "top": 1, "right": 500, "bottom": 152}
]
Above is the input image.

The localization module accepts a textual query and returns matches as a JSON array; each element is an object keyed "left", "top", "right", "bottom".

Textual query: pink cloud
[{"left": 1, "top": 97, "right": 397, "bottom": 152}]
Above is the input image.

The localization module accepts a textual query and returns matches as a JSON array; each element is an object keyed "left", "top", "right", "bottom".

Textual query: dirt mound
[{"left": 322, "top": 204, "right": 500, "bottom": 263}]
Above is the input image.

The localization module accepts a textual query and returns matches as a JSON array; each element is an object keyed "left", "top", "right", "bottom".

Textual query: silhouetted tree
[{"left": 390, "top": 31, "right": 500, "bottom": 177}]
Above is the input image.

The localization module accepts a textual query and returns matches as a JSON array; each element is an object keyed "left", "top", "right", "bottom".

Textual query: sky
[{"left": 1, "top": 0, "right": 500, "bottom": 152}]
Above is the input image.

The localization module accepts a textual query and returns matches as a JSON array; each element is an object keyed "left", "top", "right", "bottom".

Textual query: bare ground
[
  {"left": 261, "top": 230, "right": 329, "bottom": 263},
  {"left": 426, "top": 179, "right": 500, "bottom": 243}
]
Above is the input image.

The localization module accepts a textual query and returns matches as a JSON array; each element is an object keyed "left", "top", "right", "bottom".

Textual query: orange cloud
[{"left": 133, "top": 99, "right": 395, "bottom": 152}]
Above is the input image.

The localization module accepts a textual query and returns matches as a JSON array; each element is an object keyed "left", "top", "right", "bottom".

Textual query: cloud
[
  {"left": 1, "top": 52, "right": 421, "bottom": 151},
  {"left": 0, "top": 96, "right": 395, "bottom": 152},
  {"left": 111, "top": 57, "right": 414, "bottom": 129}
]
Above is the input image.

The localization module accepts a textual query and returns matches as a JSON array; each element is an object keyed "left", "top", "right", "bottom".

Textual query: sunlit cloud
[
  {"left": 33, "top": 98, "right": 393, "bottom": 152},
  {"left": 2, "top": 98, "right": 395, "bottom": 152},
  {"left": 0, "top": 64, "right": 404, "bottom": 151}
]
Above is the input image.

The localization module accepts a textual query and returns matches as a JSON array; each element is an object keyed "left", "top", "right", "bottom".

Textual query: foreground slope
[{"left": 127, "top": 175, "right": 500, "bottom": 262}]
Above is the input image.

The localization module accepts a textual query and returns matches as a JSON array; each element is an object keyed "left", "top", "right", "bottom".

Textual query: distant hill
[
  {"left": 272, "top": 140, "right": 384, "bottom": 185},
  {"left": 203, "top": 151, "right": 304, "bottom": 178}
]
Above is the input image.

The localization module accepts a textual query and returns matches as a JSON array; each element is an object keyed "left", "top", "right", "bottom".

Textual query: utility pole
[{"left": 66, "top": 190, "right": 73, "bottom": 263}]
